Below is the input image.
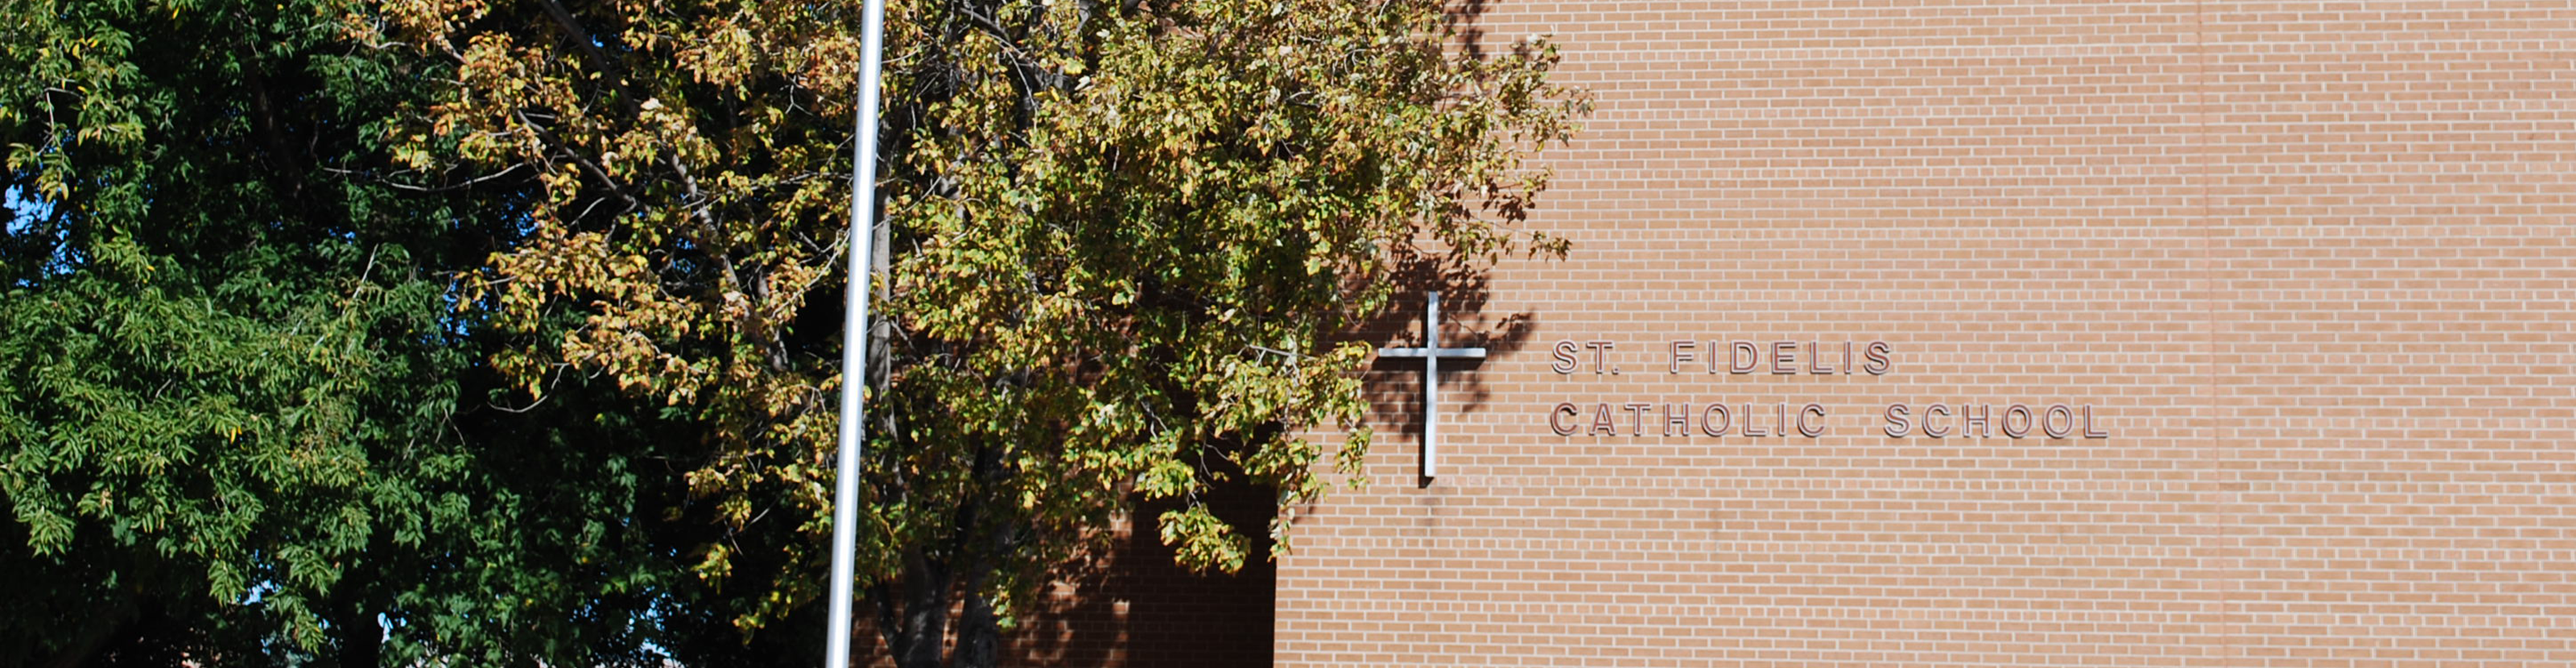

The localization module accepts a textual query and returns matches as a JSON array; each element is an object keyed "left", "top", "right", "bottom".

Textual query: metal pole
[
  {"left": 1422, "top": 291, "right": 1439, "bottom": 479},
  {"left": 825, "top": 0, "right": 889, "bottom": 662}
]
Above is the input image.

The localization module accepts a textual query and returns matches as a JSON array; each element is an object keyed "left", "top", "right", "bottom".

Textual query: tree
[
  {"left": 357, "top": 0, "right": 1566, "bottom": 665},
  {"left": 0, "top": 1, "right": 688, "bottom": 665},
  {"left": 359, "top": 0, "right": 1583, "bottom": 664}
]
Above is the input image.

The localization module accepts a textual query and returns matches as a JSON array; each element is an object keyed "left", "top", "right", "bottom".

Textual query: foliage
[
  {"left": 0, "top": 0, "right": 1578, "bottom": 663},
  {"left": 0, "top": 0, "right": 685, "bottom": 665},
  {"left": 357, "top": 0, "right": 1582, "bottom": 665}
]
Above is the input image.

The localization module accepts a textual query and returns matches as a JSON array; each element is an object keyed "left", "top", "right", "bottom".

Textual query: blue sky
[{"left": 3, "top": 186, "right": 33, "bottom": 234}]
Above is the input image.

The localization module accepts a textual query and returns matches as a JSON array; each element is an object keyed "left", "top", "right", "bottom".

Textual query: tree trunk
[
  {"left": 951, "top": 570, "right": 1000, "bottom": 668},
  {"left": 887, "top": 550, "right": 950, "bottom": 668}
]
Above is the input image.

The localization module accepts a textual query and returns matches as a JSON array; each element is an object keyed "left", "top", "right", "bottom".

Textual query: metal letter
[
  {"left": 2043, "top": 404, "right": 2074, "bottom": 439},
  {"left": 1730, "top": 341, "right": 1759, "bottom": 373},
  {"left": 1550, "top": 402, "right": 1580, "bottom": 436},
  {"left": 1624, "top": 402, "right": 1653, "bottom": 437},
  {"left": 1702, "top": 403, "right": 1732, "bottom": 436},
  {"left": 1961, "top": 403, "right": 1992, "bottom": 438}
]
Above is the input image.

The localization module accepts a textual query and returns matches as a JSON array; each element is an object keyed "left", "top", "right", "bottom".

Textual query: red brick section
[
  {"left": 856, "top": 479, "right": 1278, "bottom": 667},
  {"left": 1278, "top": 2, "right": 2576, "bottom": 667},
  {"left": 1001, "top": 487, "right": 1278, "bottom": 668}
]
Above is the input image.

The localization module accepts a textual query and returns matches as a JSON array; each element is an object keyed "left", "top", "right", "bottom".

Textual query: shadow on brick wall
[{"left": 1012, "top": 478, "right": 1277, "bottom": 668}]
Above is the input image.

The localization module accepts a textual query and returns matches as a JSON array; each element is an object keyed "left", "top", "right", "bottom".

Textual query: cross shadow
[{"left": 1360, "top": 249, "right": 1540, "bottom": 489}]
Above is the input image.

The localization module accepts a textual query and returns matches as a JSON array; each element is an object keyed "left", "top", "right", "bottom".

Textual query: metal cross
[{"left": 1377, "top": 291, "right": 1485, "bottom": 480}]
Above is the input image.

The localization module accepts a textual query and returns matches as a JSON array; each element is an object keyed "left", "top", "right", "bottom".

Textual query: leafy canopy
[
  {"left": 1, "top": 0, "right": 687, "bottom": 665},
  {"left": 361, "top": 0, "right": 1579, "bottom": 657},
  {"left": 1, "top": 0, "right": 1580, "bottom": 663}
]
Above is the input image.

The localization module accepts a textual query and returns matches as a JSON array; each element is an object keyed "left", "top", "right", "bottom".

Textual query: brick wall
[
  {"left": 1004, "top": 486, "right": 1276, "bottom": 668},
  {"left": 851, "top": 480, "right": 1276, "bottom": 667},
  {"left": 1278, "top": 2, "right": 2576, "bottom": 666}
]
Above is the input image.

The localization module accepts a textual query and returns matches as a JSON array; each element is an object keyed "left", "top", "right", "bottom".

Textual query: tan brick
[{"left": 1272, "top": 1, "right": 2576, "bottom": 666}]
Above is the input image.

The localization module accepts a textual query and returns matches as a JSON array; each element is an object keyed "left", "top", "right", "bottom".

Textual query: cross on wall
[{"left": 1376, "top": 291, "right": 1484, "bottom": 482}]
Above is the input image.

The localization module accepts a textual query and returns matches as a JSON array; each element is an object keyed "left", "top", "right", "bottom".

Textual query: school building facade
[{"left": 1269, "top": 1, "right": 2576, "bottom": 666}]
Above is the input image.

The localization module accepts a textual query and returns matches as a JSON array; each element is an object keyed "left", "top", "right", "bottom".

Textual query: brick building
[
  {"left": 1266, "top": 1, "right": 2576, "bottom": 666},
  {"left": 999, "top": 2, "right": 2576, "bottom": 666}
]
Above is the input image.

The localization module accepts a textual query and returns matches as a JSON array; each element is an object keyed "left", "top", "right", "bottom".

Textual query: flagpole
[{"left": 826, "top": 0, "right": 889, "bottom": 662}]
